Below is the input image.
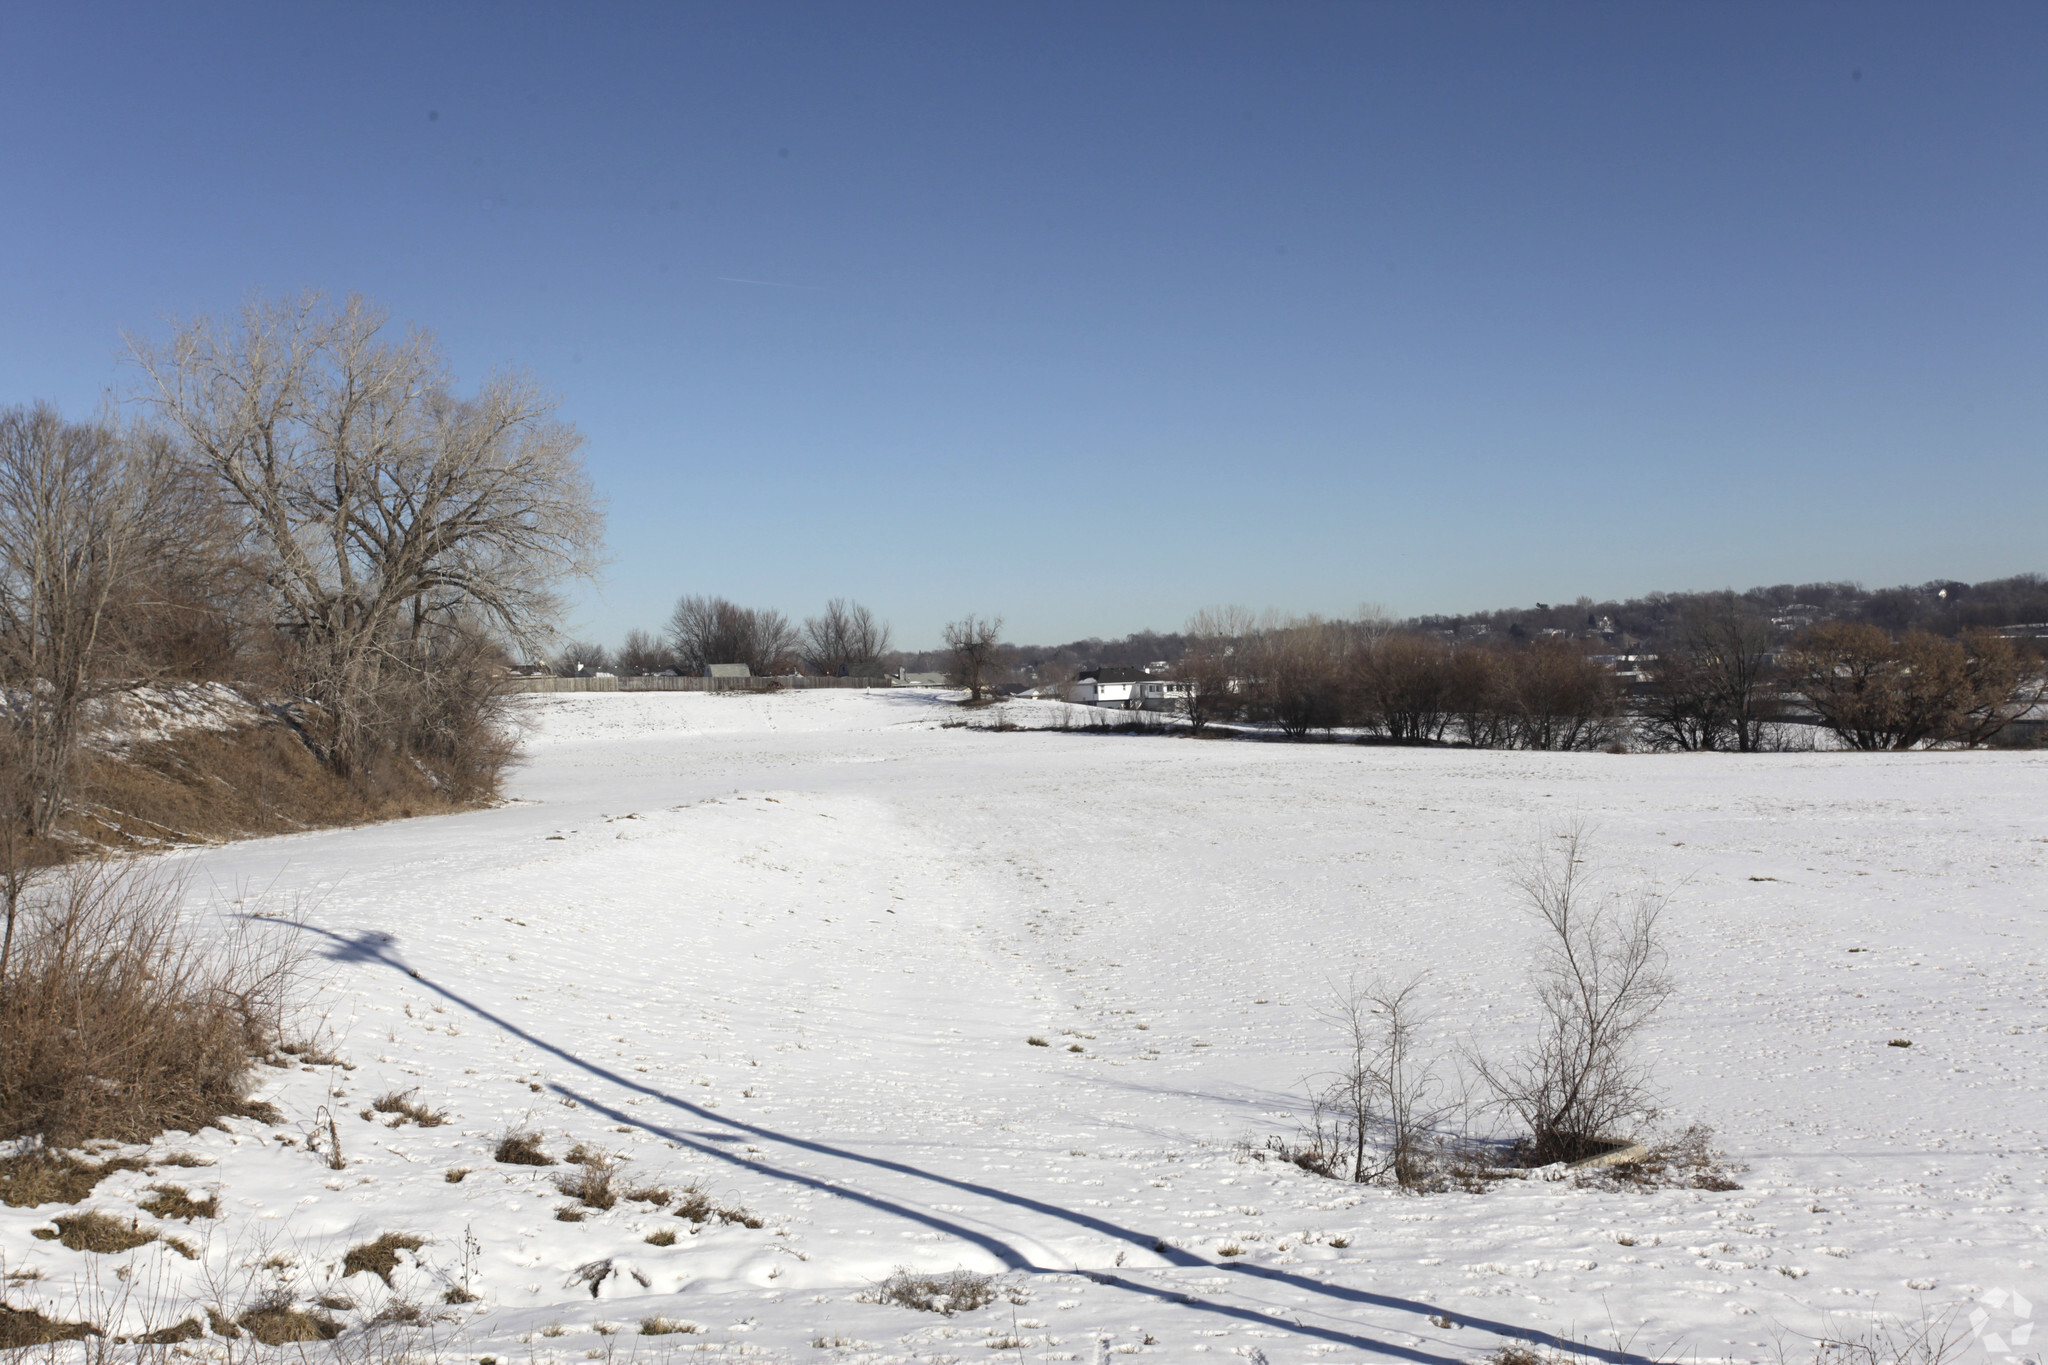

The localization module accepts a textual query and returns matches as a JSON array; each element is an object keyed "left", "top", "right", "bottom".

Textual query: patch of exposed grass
[
  {"left": 371, "top": 1088, "right": 448, "bottom": 1128},
  {"left": 638, "top": 1316, "right": 702, "bottom": 1336},
  {"left": 0, "top": 1305, "right": 99, "bottom": 1347},
  {"left": 45, "top": 1210, "right": 160, "bottom": 1254},
  {"left": 0, "top": 1150, "right": 147, "bottom": 1208},
  {"left": 494, "top": 1126, "right": 553, "bottom": 1166},
  {"left": 444, "top": 1167, "right": 471, "bottom": 1184},
  {"left": 554, "top": 1206, "right": 586, "bottom": 1222},
  {"left": 126, "top": 1317, "right": 203, "bottom": 1344},
  {"left": 138, "top": 1183, "right": 218, "bottom": 1221},
  {"left": 238, "top": 1295, "right": 342, "bottom": 1346},
  {"left": 644, "top": 1227, "right": 677, "bottom": 1247},
  {"left": 342, "top": 1232, "right": 427, "bottom": 1286},
  {"left": 861, "top": 1268, "right": 1001, "bottom": 1316}
]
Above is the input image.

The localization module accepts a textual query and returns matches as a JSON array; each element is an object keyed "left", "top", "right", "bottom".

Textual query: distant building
[
  {"left": 1073, "top": 666, "right": 1145, "bottom": 708},
  {"left": 891, "top": 670, "right": 949, "bottom": 687},
  {"left": 705, "top": 663, "right": 750, "bottom": 679},
  {"left": 1134, "top": 679, "right": 1193, "bottom": 711}
]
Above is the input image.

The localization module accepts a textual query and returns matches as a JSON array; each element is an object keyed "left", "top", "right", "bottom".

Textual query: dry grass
[
  {"left": 671, "top": 1182, "right": 763, "bottom": 1228},
  {"left": 443, "top": 1167, "right": 471, "bottom": 1184},
  {"left": 860, "top": 1268, "right": 1001, "bottom": 1316},
  {"left": 643, "top": 1227, "right": 677, "bottom": 1247},
  {"left": 39, "top": 1210, "right": 167, "bottom": 1254},
  {"left": 0, "top": 860, "right": 300, "bottom": 1145},
  {"left": 638, "top": 1316, "right": 702, "bottom": 1336},
  {"left": 0, "top": 1150, "right": 146, "bottom": 1207},
  {"left": 342, "top": 1232, "right": 427, "bottom": 1286},
  {"left": 553, "top": 1151, "right": 618, "bottom": 1209},
  {"left": 237, "top": 1293, "right": 342, "bottom": 1346},
  {"left": 69, "top": 715, "right": 475, "bottom": 855},
  {"left": 0, "top": 1305, "right": 98, "bottom": 1347},
  {"left": 493, "top": 1126, "right": 553, "bottom": 1166},
  {"left": 138, "top": 1183, "right": 218, "bottom": 1220},
  {"left": 1573, "top": 1124, "right": 1744, "bottom": 1192},
  {"left": 370, "top": 1088, "right": 448, "bottom": 1127}
]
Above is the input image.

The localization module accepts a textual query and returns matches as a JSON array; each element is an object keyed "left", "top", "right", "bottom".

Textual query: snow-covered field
[{"left": 7, "top": 689, "right": 2046, "bottom": 1363}]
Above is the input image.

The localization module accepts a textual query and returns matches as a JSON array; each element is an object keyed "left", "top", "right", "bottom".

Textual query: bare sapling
[
  {"left": 1475, "top": 824, "right": 1674, "bottom": 1165},
  {"left": 1307, "top": 975, "right": 1460, "bottom": 1188}
]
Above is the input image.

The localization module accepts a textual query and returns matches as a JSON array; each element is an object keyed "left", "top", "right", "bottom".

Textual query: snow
[{"left": 6, "top": 689, "right": 2045, "bottom": 1362}]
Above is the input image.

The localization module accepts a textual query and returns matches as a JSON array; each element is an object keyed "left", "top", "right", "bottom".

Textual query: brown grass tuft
[
  {"left": 493, "top": 1126, "right": 553, "bottom": 1166},
  {"left": 46, "top": 1210, "right": 159, "bottom": 1254},
  {"left": 138, "top": 1183, "right": 218, "bottom": 1220},
  {"left": 237, "top": 1294, "right": 341, "bottom": 1346},
  {"left": 552, "top": 1151, "right": 618, "bottom": 1209},
  {"left": 0, "top": 1150, "right": 146, "bottom": 1208},
  {"left": 370, "top": 1088, "right": 448, "bottom": 1127},
  {"left": 341, "top": 1232, "right": 427, "bottom": 1286},
  {"left": 0, "top": 1305, "right": 98, "bottom": 1347},
  {"left": 0, "top": 861, "right": 301, "bottom": 1145},
  {"left": 643, "top": 1227, "right": 677, "bottom": 1247}
]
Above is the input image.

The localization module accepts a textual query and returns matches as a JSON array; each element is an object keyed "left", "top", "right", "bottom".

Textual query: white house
[
  {"left": 1072, "top": 666, "right": 1144, "bottom": 707},
  {"left": 1133, "top": 678, "right": 1192, "bottom": 711}
]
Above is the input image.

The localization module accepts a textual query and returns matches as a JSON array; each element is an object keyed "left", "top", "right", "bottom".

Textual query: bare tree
[
  {"left": 942, "top": 614, "right": 1004, "bottom": 702},
  {"left": 1474, "top": 825, "right": 1674, "bottom": 1164},
  {"left": 1951, "top": 628, "right": 2045, "bottom": 747},
  {"left": 1308, "top": 975, "right": 1459, "bottom": 1188},
  {"left": 1357, "top": 633, "right": 1456, "bottom": 743},
  {"left": 802, "top": 599, "right": 893, "bottom": 676},
  {"left": 553, "top": 640, "right": 610, "bottom": 675},
  {"left": 1642, "top": 594, "right": 1779, "bottom": 751},
  {"left": 614, "top": 627, "right": 671, "bottom": 676},
  {"left": 129, "top": 293, "right": 603, "bottom": 779},
  {"left": 0, "top": 405, "right": 175, "bottom": 977},
  {"left": 1174, "top": 606, "right": 1249, "bottom": 734},
  {"left": 1786, "top": 623, "right": 1975, "bottom": 751},
  {"left": 666, "top": 595, "right": 801, "bottom": 676}
]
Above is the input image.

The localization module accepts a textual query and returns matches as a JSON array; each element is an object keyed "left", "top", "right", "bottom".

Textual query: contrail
[{"left": 715, "top": 275, "right": 802, "bottom": 288}]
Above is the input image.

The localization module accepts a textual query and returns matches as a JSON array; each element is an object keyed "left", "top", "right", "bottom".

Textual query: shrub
[
  {"left": 863, "top": 1268, "right": 1000, "bottom": 1316},
  {"left": 553, "top": 1151, "right": 618, "bottom": 1209},
  {"left": 0, "top": 861, "right": 299, "bottom": 1144},
  {"left": 237, "top": 1292, "right": 341, "bottom": 1346}
]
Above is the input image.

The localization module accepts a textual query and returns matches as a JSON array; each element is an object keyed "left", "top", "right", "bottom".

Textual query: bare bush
[
  {"left": 0, "top": 861, "right": 299, "bottom": 1144},
  {"left": 1473, "top": 826, "right": 1673, "bottom": 1165},
  {"left": 942, "top": 614, "right": 1004, "bottom": 702},
  {"left": 861, "top": 1268, "right": 1001, "bottom": 1315},
  {"left": 666, "top": 595, "right": 800, "bottom": 675},
  {"left": 1302, "top": 976, "right": 1461, "bottom": 1188}
]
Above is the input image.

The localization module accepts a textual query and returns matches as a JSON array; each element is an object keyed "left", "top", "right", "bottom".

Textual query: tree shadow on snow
[{"left": 300, "top": 925, "right": 1657, "bottom": 1365}]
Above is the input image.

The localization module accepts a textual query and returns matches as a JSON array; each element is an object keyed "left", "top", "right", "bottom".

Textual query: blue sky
[{"left": 4, "top": 2, "right": 2044, "bottom": 648}]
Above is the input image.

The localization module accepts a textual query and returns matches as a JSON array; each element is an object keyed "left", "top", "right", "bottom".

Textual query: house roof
[{"left": 1080, "top": 666, "right": 1147, "bottom": 683}]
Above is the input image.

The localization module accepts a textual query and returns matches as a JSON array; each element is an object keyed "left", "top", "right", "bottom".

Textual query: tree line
[
  {"left": 1158, "top": 599, "right": 2044, "bottom": 751},
  {"left": 559, "top": 596, "right": 894, "bottom": 678}
]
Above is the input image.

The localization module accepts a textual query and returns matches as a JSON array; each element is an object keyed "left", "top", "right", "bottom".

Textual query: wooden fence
[{"left": 504, "top": 675, "right": 900, "bottom": 694}]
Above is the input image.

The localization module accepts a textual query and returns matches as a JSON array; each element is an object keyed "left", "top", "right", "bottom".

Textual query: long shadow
[{"left": 296, "top": 923, "right": 1657, "bottom": 1364}]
